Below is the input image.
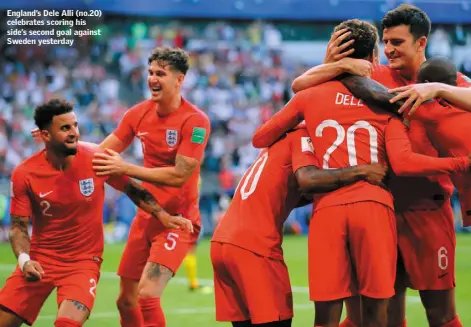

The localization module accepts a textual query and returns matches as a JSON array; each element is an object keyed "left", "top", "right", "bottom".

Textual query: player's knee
[
  {"left": 116, "top": 295, "right": 139, "bottom": 311},
  {"left": 137, "top": 284, "right": 159, "bottom": 299},
  {"left": 54, "top": 317, "right": 82, "bottom": 327}
]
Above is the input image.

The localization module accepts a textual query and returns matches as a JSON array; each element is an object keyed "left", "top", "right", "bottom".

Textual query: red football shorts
[
  {"left": 396, "top": 203, "right": 456, "bottom": 290},
  {"left": 210, "top": 242, "right": 293, "bottom": 324},
  {"left": 308, "top": 202, "right": 396, "bottom": 301},
  {"left": 118, "top": 214, "right": 200, "bottom": 280},
  {"left": 0, "top": 259, "right": 100, "bottom": 325}
]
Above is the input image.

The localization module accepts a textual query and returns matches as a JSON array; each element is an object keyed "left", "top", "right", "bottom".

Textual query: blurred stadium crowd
[{"left": 1, "top": 15, "right": 471, "bottom": 240}]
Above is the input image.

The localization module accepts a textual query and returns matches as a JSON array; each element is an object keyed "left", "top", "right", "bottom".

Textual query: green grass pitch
[{"left": 1, "top": 235, "right": 471, "bottom": 326}]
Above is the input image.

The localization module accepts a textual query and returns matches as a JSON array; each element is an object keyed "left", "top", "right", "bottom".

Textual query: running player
[{"left": 0, "top": 99, "right": 191, "bottom": 327}]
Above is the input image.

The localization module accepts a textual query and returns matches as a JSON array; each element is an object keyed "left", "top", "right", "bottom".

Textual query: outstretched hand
[{"left": 92, "top": 149, "right": 128, "bottom": 176}]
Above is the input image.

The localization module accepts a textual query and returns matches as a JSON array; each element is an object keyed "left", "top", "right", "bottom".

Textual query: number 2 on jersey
[
  {"left": 40, "top": 200, "right": 52, "bottom": 217},
  {"left": 316, "top": 119, "right": 378, "bottom": 169}
]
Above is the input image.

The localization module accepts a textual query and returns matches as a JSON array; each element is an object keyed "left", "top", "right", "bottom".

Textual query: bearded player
[{"left": 0, "top": 99, "right": 192, "bottom": 327}]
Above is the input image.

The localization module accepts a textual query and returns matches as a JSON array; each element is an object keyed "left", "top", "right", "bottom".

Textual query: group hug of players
[{"left": 0, "top": 3, "right": 471, "bottom": 327}]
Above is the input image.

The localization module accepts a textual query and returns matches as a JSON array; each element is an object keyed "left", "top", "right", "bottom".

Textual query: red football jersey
[
  {"left": 252, "top": 81, "right": 467, "bottom": 211},
  {"left": 113, "top": 97, "right": 210, "bottom": 225},
  {"left": 371, "top": 65, "right": 470, "bottom": 211},
  {"left": 212, "top": 128, "right": 318, "bottom": 260},
  {"left": 10, "top": 144, "right": 129, "bottom": 263}
]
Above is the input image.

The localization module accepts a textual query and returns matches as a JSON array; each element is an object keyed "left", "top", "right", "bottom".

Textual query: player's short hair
[
  {"left": 34, "top": 98, "right": 74, "bottom": 130},
  {"left": 418, "top": 57, "right": 457, "bottom": 86},
  {"left": 148, "top": 46, "right": 190, "bottom": 75},
  {"left": 381, "top": 4, "right": 431, "bottom": 40},
  {"left": 333, "top": 19, "right": 378, "bottom": 60}
]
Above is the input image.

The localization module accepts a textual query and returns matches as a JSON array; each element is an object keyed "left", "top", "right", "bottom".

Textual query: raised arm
[
  {"left": 107, "top": 176, "right": 193, "bottom": 232},
  {"left": 295, "top": 164, "right": 388, "bottom": 193},
  {"left": 339, "top": 75, "right": 403, "bottom": 115},
  {"left": 292, "top": 58, "right": 373, "bottom": 93},
  {"left": 388, "top": 74, "right": 471, "bottom": 115},
  {"left": 385, "top": 118, "right": 470, "bottom": 176},
  {"left": 252, "top": 90, "right": 311, "bottom": 148}
]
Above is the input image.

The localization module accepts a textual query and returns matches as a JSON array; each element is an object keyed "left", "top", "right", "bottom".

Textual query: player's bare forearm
[
  {"left": 99, "top": 134, "right": 131, "bottom": 153},
  {"left": 296, "top": 165, "right": 367, "bottom": 193},
  {"left": 123, "top": 179, "right": 166, "bottom": 219},
  {"left": 340, "top": 75, "right": 403, "bottom": 115},
  {"left": 8, "top": 215, "right": 31, "bottom": 258},
  {"left": 438, "top": 84, "right": 471, "bottom": 112},
  {"left": 123, "top": 155, "right": 198, "bottom": 187},
  {"left": 292, "top": 61, "right": 345, "bottom": 93}
]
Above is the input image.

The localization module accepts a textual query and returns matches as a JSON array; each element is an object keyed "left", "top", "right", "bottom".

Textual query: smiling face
[
  {"left": 383, "top": 24, "right": 427, "bottom": 72},
  {"left": 147, "top": 60, "right": 184, "bottom": 103}
]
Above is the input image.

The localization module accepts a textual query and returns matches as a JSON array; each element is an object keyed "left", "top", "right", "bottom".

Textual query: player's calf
[
  {"left": 54, "top": 317, "right": 83, "bottom": 327},
  {"left": 362, "top": 297, "right": 388, "bottom": 327},
  {"left": 419, "top": 289, "right": 461, "bottom": 327},
  {"left": 137, "top": 262, "right": 173, "bottom": 327},
  {"left": 56, "top": 300, "right": 90, "bottom": 325},
  {"left": 314, "top": 299, "right": 343, "bottom": 327},
  {"left": 0, "top": 307, "right": 24, "bottom": 327},
  {"left": 343, "top": 296, "right": 361, "bottom": 327},
  {"left": 116, "top": 277, "right": 143, "bottom": 327}
]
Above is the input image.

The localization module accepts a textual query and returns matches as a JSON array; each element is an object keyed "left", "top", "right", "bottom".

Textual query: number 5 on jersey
[{"left": 165, "top": 232, "right": 180, "bottom": 251}]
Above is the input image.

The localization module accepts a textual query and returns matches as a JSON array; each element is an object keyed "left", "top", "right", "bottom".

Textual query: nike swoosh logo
[
  {"left": 39, "top": 191, "right": 53, "bottom": 198},
  {"left": 438, "top": 272, "right": 449, "bottom": 279},
  {"left": 137, "top": 132, "right": 148, "bottom": 137}
]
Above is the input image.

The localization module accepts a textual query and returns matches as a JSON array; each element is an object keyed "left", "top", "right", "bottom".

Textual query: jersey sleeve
[
  {"left": 177, "top": 113, "right": 211, "bottom": 161},
  {"left": 252, "top": 89, "right": 312, "bottom": 148},
  {"left": 112, "top": 107, "right": 137, "bottom": 145},
  {"left": 457, "top": 72, "right": 471, "bottom": 87},
  {"left": 290, "top": 128, "right": 319, "bottom": 172},
  {"left": 10, "top": 168, "right": 32, "bottom": 217},
  {"left": 385, "top": 118, "right": 468, "bottom": 175},
  {"left": 106, "top": 174, "right": 131, "bottom": 191}
]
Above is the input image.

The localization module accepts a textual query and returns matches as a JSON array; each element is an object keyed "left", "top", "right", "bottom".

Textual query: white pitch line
[
  {"left": 0, "top": 264, "right": 421, "bottom": 303},
  {"left": 37, "top": 304, "right": 316, "bottom": 321}
]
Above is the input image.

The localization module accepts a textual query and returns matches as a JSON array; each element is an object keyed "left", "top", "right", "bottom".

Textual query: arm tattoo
[
  {"left": 340, "top": 74, "right": 404, "bottom": 115},
  {"left": 71, "top": 300, "right": 89, "bottom": 312},
  {"left": 124, "top": 179, "right": 164, "bottom": 218},
  {"left": 9, "top": 215, "right": 30, "bottom": 258},
  {"left": 146, "top": 263, "right": 173, "bottom": 281},
  {"left": 175, "top": 155, "right": 198, "bottom": 182}
]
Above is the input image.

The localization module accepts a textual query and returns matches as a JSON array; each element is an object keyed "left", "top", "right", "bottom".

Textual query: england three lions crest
[
  {"left": 79, "top": 178, "right": 95, "bottom": 197},
  {"left": 166, "top": 129, "right": 178, "bottom": 147}
]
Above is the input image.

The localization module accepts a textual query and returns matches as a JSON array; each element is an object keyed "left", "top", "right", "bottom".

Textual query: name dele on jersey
[{"left": 335, "top": 92, "right": 364, "bottom": 107}]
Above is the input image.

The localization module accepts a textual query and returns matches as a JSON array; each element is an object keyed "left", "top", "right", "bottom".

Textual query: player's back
[
  {"left": 212, "top": 130, "right": 309, "bottom": 260},
  {"left": 10, "top": 144, "right": 109, "bottom": 263},
  {"left": 303, "top": 81, "right": 394, "bottom": 210}
]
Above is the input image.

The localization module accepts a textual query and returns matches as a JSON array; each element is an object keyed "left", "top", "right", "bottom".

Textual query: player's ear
[
  {"left": 176, "top": 73, "right": 185, "bottom": 87},
  {"left": 40, "top": 129, "right": 51, "bottom": 141},
  {"left": 416, "top": 36, "right": 427, "bottom": 52}
]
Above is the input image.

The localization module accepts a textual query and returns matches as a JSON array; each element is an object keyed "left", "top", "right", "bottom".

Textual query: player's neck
[
  {"left": 156, "top": 95, "right": 182, "bottom": 116},
  {"left": 45, "top": 150, "right": 75, "bottom": 171},
  {"left": 400, "top": 54, "right": 426, "bottom": 81}
]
